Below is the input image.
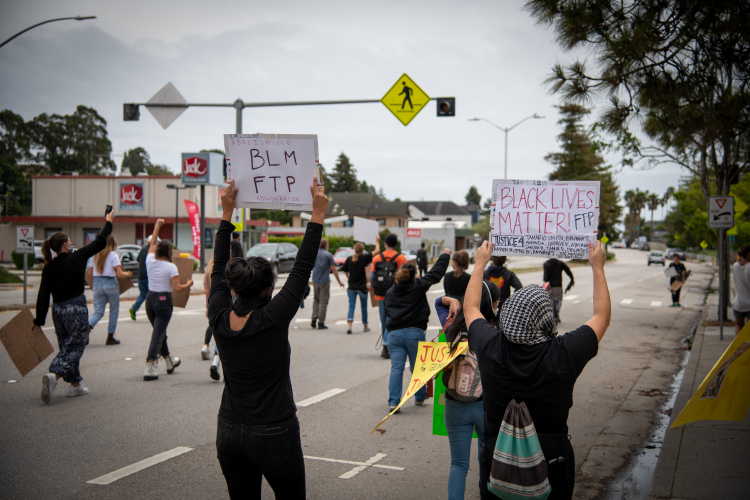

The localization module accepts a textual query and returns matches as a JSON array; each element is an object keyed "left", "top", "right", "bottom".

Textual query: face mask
[{"left": 65, "top": 243, "right": 72, "bottom": 251}]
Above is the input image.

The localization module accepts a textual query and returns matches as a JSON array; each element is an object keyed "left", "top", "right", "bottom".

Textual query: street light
[
  {"left": 0, "top": 16, "right": 97, "bottom": 49},
  {"left": 468, "top": 114, "right": 545, "bottom": 180},
  {"left": 166, "top": 184, "right": 196, "bottom": 249},
  {"left": 356, "top": 203, "right": 378, "bottom": 219}
]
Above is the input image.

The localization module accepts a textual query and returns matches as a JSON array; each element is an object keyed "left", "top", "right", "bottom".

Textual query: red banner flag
[{"left": 184, "top": 200, "right": 201, "bottom": 260}]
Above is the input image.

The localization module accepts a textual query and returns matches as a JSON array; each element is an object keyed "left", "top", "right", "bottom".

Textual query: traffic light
[
  {"left": 123, "top": 104, "right": 140, "bottom": 121},
  {"left": 436, "top": 98, "right": 455, "bottom": 117}
]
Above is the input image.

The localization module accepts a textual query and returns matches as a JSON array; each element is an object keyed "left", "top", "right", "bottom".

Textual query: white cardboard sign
[
  {"left": 224, "top": 133, "right": 319, "bottom": 210},
  {"left": 353, "top": 217, "right": 379, "bottom": 245},
  {"left": 490, "top": 180, "right": 601, "bottom": 259}
]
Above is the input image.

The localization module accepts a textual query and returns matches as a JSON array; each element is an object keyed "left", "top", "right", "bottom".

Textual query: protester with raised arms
[
  {"left": 142, "top": 219, "right": 193, "bottom": 381},
  {"left": 35, "top": 209, "right": 114, "bottom": 404},
  {"left": 87, "top": 234, "right": 132, "bottom": 345},
  {"left": 342, "top": 239, "right": 379, "bottom": 334},
  {"left": 465, "top": 240, "right": 610, "bottom": 500},
  {"left": 210, "top": 178, "right": 328, "bottom": 499}
]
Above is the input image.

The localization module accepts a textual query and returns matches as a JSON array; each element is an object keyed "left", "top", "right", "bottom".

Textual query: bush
[
  {"left": 606, "top": 251, "right": 616, "bottom": 261},
  {"left": 11, "top": 251, "right": 34, "bottom": 270},
  {"left": 0, "top": 266, "right": 22, "bottom": 284}
]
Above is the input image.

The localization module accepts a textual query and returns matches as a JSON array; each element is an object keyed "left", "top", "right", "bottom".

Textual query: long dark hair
[
  {"left": 223, "top": 256, "right": 276, "bottom": 314},
  {"left": 446, "top": 281, "right": 501, "bottom": 354},
  {"left": 42, "top": 232, "right": 69, "bottom": 264}
]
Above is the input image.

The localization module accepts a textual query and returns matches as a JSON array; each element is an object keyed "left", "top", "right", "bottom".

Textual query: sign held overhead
[{"left": 353, "top": 217, "right": 379, "bottom": 246}]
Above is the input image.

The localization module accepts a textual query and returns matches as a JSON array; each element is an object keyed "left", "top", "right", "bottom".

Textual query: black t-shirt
[
  {"left": 468, "top": 318, "right": 598, "bottom": 435},
  {"left": 669, "top": 261, "right": 686, "bottom": 280},
  {"left": 443, "top": 271, "right": 471, "bottom": 299},
  {"left": 342, "top": 253, "right": 373, "bottom": 292}
]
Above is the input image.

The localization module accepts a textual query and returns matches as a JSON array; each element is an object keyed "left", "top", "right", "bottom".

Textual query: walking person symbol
[{"left": 399, "top": 82, "right": 413, "bottom": 109}]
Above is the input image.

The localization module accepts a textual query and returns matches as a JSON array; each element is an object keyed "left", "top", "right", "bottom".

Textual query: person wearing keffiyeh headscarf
[{"left": 462, "top": 240, "right": 611, "bottom": 500}]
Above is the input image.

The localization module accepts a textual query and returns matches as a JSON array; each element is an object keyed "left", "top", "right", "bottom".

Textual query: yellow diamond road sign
[
  {"left": 600, "top": 236, "right": 609, "bottom": 244},
  {"left": 700, "top": 240, "right": 708, "bottom": 249},
  {"left": 381, "top": 73, "right": 430, "bottom": 126}
]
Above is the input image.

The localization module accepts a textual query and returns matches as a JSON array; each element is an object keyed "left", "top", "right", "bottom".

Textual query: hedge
[{"left": 11, "top": 251, "right": 35, "bottom": 270}]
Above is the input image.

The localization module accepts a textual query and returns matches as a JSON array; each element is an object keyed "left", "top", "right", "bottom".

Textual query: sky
[{"left": 0, "top": 0, "right": 685, "bottom": 214}]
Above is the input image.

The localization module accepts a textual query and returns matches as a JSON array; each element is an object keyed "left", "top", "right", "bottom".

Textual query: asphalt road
[{"left": 0, "top": 249, "right": 711, "bottom": 499}]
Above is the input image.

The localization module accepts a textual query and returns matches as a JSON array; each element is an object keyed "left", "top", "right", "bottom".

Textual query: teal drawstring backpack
[{"left": 487, "top": 340, "right": 551, "bottom": 500}]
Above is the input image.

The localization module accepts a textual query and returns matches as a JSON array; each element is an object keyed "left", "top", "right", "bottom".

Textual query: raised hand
[
  {"left": 221, "top": 180, "right": 238, "bottom": 220},
  {"left": 474, "top": 240, "right": 492, "bottom": 268},
  {"left": 309, "top": 177, "right": 329, "bottom": 224},
  {"left": 589, "top": 241, "right": 606, "bottom": 269}
]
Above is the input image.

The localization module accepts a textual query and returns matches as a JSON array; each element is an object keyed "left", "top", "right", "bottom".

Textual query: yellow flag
[
  {"left": 670, "top": 323, "right": 750, "bottom": 428},
  {"left": 370, "top": 341, "right": 468, "bottom": 435}
]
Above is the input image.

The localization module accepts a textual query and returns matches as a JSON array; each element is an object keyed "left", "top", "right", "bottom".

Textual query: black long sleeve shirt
[
  {"left": 34, "top": 222, "right": 112, "bottom": 326},
  {"left": 543, "top": 258, "right": 574, "bottom": 288},
  {"left": 385, "top": 253, "right": 450, "bottom": 331},
  {"left": 209, "top": 219, "right": 322, "bottom": 425}
]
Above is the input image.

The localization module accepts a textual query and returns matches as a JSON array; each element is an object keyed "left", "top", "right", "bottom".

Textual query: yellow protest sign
[
  {"left": 670, "top": 323, "right": 750, "bottom": 428},
  {"left": 381, "top": 73, "right": 430, "bottom": 126},
  {"left": 371, "top": 341, "right": 467, "bottom": 435}
]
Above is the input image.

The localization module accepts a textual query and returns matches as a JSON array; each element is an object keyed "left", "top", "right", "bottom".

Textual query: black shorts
[{"left": 733, "top": 309, "right": 750, "bottom": 320}]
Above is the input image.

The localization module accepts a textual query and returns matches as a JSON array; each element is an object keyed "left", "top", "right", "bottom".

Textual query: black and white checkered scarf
[{"left": 499, "top": 284, "right": 558, "bottom": 345}]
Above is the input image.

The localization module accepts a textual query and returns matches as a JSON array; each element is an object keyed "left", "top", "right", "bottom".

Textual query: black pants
[
  {"left": 670, "top": 278, "right": 682, "bottom": 304},
  {"left": 418, "top": 265, "right": 427, "bottom": 278},
  {"left": 479, "top": 432, "right": 575, "bottom": 500},
  {"left": 205, "top": 325, "right": 213, "bottom": 345},
  {"left": 216, "top": 415, "right": 306, "bottom": 500},
  {"left": 146, "top": 292, "right": 173, "bottom": 360}
]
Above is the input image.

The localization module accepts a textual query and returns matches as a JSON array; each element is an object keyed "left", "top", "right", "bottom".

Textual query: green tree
[
  {"left": 545, "top": 103, "right": 622, "bottom": 238},
  {"left": 624, "top": 189, "right": 648, "bottom": 243},
  {"left": 329, "top": 153, "right": 359, "bottom": 192},
  {"left": 0, "top": 110, "right": 34, "bottom": 215},
  {"left": 647, "top": 193, "right": 661, "bottom": 240},
  {"left": 465, "top": 185, "right": 482, "bottom": 206},
  {"left": 318, "top": 164, "right": 333, "bottom": 193},
  {"left": 122, "top": 147, "right": 152, "bottom": 175}
]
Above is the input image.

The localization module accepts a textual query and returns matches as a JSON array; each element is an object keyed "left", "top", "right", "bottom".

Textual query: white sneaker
[
  {"left": 143, "top": 360, "right": 158, "bottom": 381},
  {"left": 41, "top": 373, "right": 57, "bottom": 404},
  {"left": 66, "top": 384, "right": 89, "bottom": 397},
  {"left": 201, "top": 345, "right": 210, "bottom": 360},
  {"left": 164, "top": 355, "right": 181, "bottom": 374}
]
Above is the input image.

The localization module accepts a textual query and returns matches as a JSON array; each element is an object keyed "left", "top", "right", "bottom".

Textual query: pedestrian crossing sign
[
  {"left": 231, "top": 208, "right": 244, "bottom": 232},
  {"left": 381, "top": 73, "right": 430, "bottom": 126}
]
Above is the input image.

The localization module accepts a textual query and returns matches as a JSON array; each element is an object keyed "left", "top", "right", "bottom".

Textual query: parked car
[
  {"left": 465, "top": 248, "right": 477, "bottom": 264},
  {"left": 246, "top": 242, "right": 298, "bottom": 275},
  {"left": 333, "top": 247, "right": 354, "bottom": 270},
  {"left": 665, "top": 248, "right": 687, "bottom": 260},
  {"left": 34, "top": 240, "right": 45, "bottom": 263},
  {"left": 116, "top": 244, "right": 142, "bottom": 273},
  {"left": 401, "top": 249, "right": 418, "bottom": 262},
  {"left": 647, "top": 250, "right": 665, "bottom": 266},
  {"left": 610, "top": 241, "right": 626, "bottom": 248},
  {"left": 640, "top": 243, "right": 650, "bottom": 251}
]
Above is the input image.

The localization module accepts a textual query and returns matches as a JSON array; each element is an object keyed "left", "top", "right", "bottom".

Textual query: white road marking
[
  {"left": 428, "top": 290, "right": 443, "bottom": 294},
  {"left": 650, "top": 301, "right": 662, "bottom": 307},
  {"left": 572, "top": 300, "right": 581, "bottom": 304},
  {"left": 295, "top": 319, "right": 310, "bottom": 323},
  {"left": 330, "top": 292, "right": 347, "bottom": 297},
  {"left": 335, "top": 320, "right": 361, "bottom": 325},
  {"left": 339, "top": 453, "right": 388, "bottom": 479},
  {"left": 304, "top": 454, "right": 405, "bottom": 473},
  {"left": 620, "top": 298, "right": 634, "bottom": 305},
  {"left": 637, "top": 272, "right": 664, "bottom": 282},
  {"left": 427, "top": 326, "right": 440, "bottom": 331},
  {"left": 173, "top": 309, "right": 205, "bottom": 316},
  {"left": 563, "top": 295, "right": 579, "bottom": 301},
  {"left": 87, "top": 447, "right": 193, "bottom": 485},
  {"left": 296, "top": 388, "right": 346, "bottom": 407}
]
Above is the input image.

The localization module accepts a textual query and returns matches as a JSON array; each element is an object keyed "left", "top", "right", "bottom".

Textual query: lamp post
[
  {"left": 1, "top": 16, "right": 96, "bottom": 49},
  {"left": 166, "top": 184, "right": 195, "bottom": 249},
  {"left": 356, "top": 203, "right": 378, "bottom": 220},
  {"left": 468, "top": 114, "right": 545, "bottom": 179}
]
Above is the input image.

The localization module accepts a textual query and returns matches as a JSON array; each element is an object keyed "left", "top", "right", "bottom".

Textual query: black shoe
[
  {"left": 311, "top": 318, "right": 317, "bottom": 328},
  {"left": 210, "top": 365, "right": 220, "bottom": 381},
  {"left": 317, "top": 322, "right": 328, "bottom": 330},
  {"left": 389, "top": 405, "right": 400, "bottom": 414},
  {"left": 381, "top": 346, "right": 390, "bottom": 359}
]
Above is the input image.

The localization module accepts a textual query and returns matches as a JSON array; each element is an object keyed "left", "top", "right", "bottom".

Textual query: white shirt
[
  {"left": 88, "top": 252, "right": 121, "bottom": 277},
  {"left": 146, "top": 253, "right": 179, "bottom": 292},
  {"left": 733, "top": 261, "right": 750, "bottom": 312}
]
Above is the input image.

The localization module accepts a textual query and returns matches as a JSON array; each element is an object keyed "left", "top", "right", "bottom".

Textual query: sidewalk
[{"left": 648, "top": 276, "right": 750, "bottom": 499}]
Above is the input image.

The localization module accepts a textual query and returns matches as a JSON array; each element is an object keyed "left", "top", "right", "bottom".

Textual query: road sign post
[
  {"left": 707, "top": 197, "right": 734, "bottom": 341},
  {"left": 15, "top": 226, "right": 34, "bottom": 304}
]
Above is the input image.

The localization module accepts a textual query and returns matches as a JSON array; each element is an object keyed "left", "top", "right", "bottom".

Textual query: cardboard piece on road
[
  {"left": 671, "top": 322, "right": 750, "bottom": 428},
  {"left": 371, "top": 341, "right": 468, "bottom": 435},
  {"left": 172, "top": 257, "right": 194, "bottom": 308},
  {"left": 0, "top": 308, "right": 54, "bottom": 377},
  {"left": 353, "top": 216, "right": 379, "bottom": 246}
]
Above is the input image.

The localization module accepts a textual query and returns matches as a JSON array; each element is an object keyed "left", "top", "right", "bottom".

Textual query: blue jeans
[
  {"left": 132, "top": 278, "right": 149, "bottom": 312},
  {"left": 347, "top": 290, "right": 368, "bottom": 324},
  {"left": 445, "top": 399, "right": 485, "bottom": 500},
  {"left": 387, "top": 327, "right": 426, "bottom": 406},
  {"left": 89, "top": 276, "right": 120, "bottom": 334},
  {"left": 378, "top": 300, "right": 389, "bottom": 346}
]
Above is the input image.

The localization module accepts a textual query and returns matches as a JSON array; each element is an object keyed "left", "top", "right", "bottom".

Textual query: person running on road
[
  {"left": 483, "top": 255, "right": 523, "bottom": 316},
  {"left": 209, "top": 179, "right": 327, "bottom": 499},
  {"left": 668, "top": 253, "right": 687, "bottom": 307},
  {"left": 368, "top": 234, "right": 408, "bottom": 358},
  {"left": 443, "top": 250, "right": 471, "bottom": 300},
  {"left": 87, "top": 234, "right": 132, "bottom": 345},
  {"left": 543, "top": 257, "right": 574, "bottom": 322},
  {"left": 384, "top": 249, "right": 451, "bottom": 412},
  {"left": 310, "top": 238, "right": 344, "bottom": 329},
  {"left": 733, "top": 246, "right": 750, "bottom": 335},
  {"left": 129, "top": 237, "right": 153, "bottom": 321},
  {"left": 435, "top": 281, "right": 501, "bottom": 500},
  {"left": 342, "top": 239, "right": 379, "bottom": 334},
  {"left": 416, "top": 242, "right": 428, "bottom": 277},
  {"left": 466, "top": 240, "right": 610, "bottom": 500},
  {"left": 34, "top": 210, "right": 114, "bottom": 404},
  {"left": 142, "top": 219, "right": 193, "bottom": 381}
]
